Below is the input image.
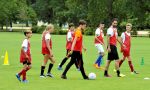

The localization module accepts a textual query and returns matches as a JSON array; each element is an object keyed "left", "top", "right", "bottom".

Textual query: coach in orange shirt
[{"left": 61, "top": 20, "right": 88, "bottom": 80}]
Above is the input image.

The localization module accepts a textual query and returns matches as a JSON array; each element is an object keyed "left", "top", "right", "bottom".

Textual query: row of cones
[{"left": 1, "top": 50, "right": 145, "bottom": 66}]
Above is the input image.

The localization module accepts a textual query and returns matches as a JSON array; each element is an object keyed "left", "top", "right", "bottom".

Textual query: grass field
[{"left": 0, "top": 32, "right": 150, "bottom": 90}]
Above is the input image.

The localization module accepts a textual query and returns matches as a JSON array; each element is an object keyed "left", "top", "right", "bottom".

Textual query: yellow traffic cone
[{"left": 3, "top": 51, "right": 9, "bottom": 65}]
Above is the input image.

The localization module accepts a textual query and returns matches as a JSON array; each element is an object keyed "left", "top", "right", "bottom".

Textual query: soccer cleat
[
  {"left": 61, "top": 75, "right": 67, "bottom": 79},
  {"left": 16, "top": 74, "right": 21, "bottom": 82},
  {"left": 104, "top": 74, "right": 111, "bottom": 77},
  {"left": 131, "top": 71, "right": 139, "bottom": 74},
  {"left": 94, "top": 64, "right": 101, "bottom": 69},
  {"left": 57, "top": 66, "right": 63, "bottom": 70},
  {"left": 22, "top": 80, "right": 28, "bottom": 83},
  {"left": 93, "top": 64, "right": 97, "bottom": 67},
  {"left": 40, "top": 75, "right": 46, "bottom": 78},
  {"left": 46, "top": 73, "right": 54, "bottom": 78},
  {"left": 84, "top": 76, "right": 89, "bottom": 80},
  {"left": 119, "top": 73, "right": 126, "bottom": 77},
  {"left": 113, "top": 69, "right": 117, "bottom": 72},
  {"left": 77, "top": 68, "right": 80, "bottom": 71},
  {"left": 99, "top": 67, "right": 105, "bottom": 70}
]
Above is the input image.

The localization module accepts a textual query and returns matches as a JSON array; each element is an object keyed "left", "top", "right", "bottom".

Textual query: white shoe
[
  {"left": 46, "top": 73, "right": 54, "bottom": 78},
  {"left": 113, "top": 69, "right": 116, "bottom": 72},
  {"left": 40, "top": 75, "right": 46, "bottom": 78},
  {"left": 120, "top": 73, "right": 126, "bottom": 77}
]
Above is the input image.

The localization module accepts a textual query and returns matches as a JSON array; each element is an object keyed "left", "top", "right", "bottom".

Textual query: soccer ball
[{"left": 88, "top": 72, "right": 96, "bottom": 80}]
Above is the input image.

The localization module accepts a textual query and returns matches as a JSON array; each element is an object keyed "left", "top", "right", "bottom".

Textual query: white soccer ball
[{"left": 88, "top": 72, "right": 96, "bottom": 80}]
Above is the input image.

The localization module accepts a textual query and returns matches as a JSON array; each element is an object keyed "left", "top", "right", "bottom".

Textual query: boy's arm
[
  {"left": 95, "top": 36, "right": 103, "bottom": 44},
  {"left": 21, "top": 47, "right": 29, "bottom": 59},
  {"left": 69, "top": 36, "right": 77, "bottom": 54},
  {"left": 107, "top": 34, "right": 111, "bottom": 52},
  {"left": 46, "top": 39, "right": 53, "bottom": 57},
  {"left": 117, "top": 37, "right": 125, "bottom": 47}
]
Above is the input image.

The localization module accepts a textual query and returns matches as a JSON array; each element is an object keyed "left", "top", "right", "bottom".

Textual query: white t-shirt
[
  {"left": 95, "top": 28, "right": 104, "bottom": 37},
  {"left": 121, "top": 32, "right": 131, "bottom": 43},
  {"left": 45, "top": 33, "right": 51, "bottom": 40},
  {"left": 22, "top": 39, "right": 28, "bottom": 52},
  {"left": 107, "top": 26, "right": 118, "bottom": 37},
  {"left": 67, "top": 31, "right": 72, "bottom": 41}
]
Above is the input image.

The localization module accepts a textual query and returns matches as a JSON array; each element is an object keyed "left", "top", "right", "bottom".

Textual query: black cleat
[{"left": 61, "top": 75, "right": 67, "bottom": 79}]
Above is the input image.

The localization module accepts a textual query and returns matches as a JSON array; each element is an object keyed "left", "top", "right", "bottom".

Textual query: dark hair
[
  {"left": 79, "top": 20, "right": 87, "bottom": 25},
  {"left": 24, "top": 30, "right": 32, "bottom": 36},
  {"left": 24, "top": 32, "right": 28, "bottom": 36},
  {"left": 69, "top": 23, "right": 74, "bottom": 28},
  {"left": 100, "top": 21, "right": 105, "bottom": 24},
  {"left": 111, "top": 18, "right": 118, "bottom": 22}
]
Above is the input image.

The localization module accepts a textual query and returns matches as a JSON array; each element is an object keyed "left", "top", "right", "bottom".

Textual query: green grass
[{"left": 0, "top": 32, "right": 150, "bottom": 90}]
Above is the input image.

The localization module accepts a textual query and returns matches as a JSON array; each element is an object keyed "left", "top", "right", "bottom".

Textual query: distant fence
[
  {"left": 0, "top": 26, "right": 31, "bottom": 32},
  {"left": 132, "top": 31, "right": 150, "bottom": 38}
]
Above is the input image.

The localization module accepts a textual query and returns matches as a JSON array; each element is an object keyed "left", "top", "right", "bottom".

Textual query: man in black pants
[
  {"left": 61, "top": 20, "right": 88, "bottom": 80},
  {"left": 58, "top": 23, "right": 79, "bottom": 71}
]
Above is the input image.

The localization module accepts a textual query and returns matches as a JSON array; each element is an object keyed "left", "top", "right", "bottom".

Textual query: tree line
[{"left": 0, "top": 0, "right": 149, "bottom": 31}]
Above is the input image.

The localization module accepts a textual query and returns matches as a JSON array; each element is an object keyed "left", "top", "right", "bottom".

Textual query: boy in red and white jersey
[
  {"left": 40, "top": 24, "right": 55, "bottom": 78},
  {"left": 94, "top": 22, "right": 106, "bottom": 69},
  {"left": 16, "top": 30, "right": 32, "bottom": 83},
  {"left": 119, "top": 23, "right": 139, "bottom": 74}
]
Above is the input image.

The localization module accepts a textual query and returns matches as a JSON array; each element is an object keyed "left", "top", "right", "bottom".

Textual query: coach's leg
[
  {"left": 78, "top": 53, "right": 88, "bottom": 79},
  {"left": 104, "top": 60, "right": 111, "bottom": 76},
  {"left": 61, "top": 51, "right": 76, "bottom": 78}
]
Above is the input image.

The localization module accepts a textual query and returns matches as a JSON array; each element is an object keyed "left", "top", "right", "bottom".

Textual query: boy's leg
[
  {"left": 40, "top": 54, "right": 48, "bottom": 76},
  {"left": 115, "top": 60, "right": 121, "bottom": 77},
  {"left": 119, "top": 56, "right": 126, "bottom": 67},
  {"left": 59, "top": 57, "right": 69, "bottom": 67},
  {"left": 47, "top": 56, "right": 55, "bottom": 77},
  {"left": 22, "top": 64, "right": 28, "bottom": 81},
  {"left": 97, "top": 52, "right": 104, "bottom": 67},
  {"left": 127, "top": 56, "right": 134, "bottom": 72},
  {"left": 59, "top": 50, "right": 70, "bottom": 68}
]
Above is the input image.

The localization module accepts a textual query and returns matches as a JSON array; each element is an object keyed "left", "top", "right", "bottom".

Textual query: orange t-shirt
[{"left": 73, "top": 28, "right": 83, "bottom": 52}]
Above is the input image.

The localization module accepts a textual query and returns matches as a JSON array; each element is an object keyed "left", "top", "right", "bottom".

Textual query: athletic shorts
[
  {"left": 95, "top": 44, "right": 104, "bottom": 53},
  {"left": 23, "top": 60, "right": 31, "bottom": 65},
  {"left": 107, "top": 45, "right": 119, "bottom": 60},
  {"left": 121, "top": 47, "right": 130, "bottom": 57}
]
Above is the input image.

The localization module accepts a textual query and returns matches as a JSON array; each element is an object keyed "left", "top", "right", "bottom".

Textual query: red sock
[
  {"left": 22, "top": 70, "right": 26, "bottom": 81},
  {"left": 119, "top": 60, "right": 124, "bottom": 67},
  {"left": 128, "top": 61, "right": 134, "bottom": 72},
  {"left": 18, "top": 69, "right": 26, "bottom": 76}
]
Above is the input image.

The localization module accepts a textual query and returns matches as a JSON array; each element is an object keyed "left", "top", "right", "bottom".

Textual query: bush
[
  {"left": 31, "top": 25, "right": 46, "bottom": 33},
  {"left": 84, "top": 27, "right": 94, "bottom": 35}
]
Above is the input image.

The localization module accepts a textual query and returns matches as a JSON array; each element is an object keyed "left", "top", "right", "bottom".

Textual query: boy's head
[
  {"left": 69, "top": 23, "right": 75, "bottom": 31},
  {"left": 99, "top": 21, "right": 105, "bottom": 30},
  {"left": 126, "top": 23, "right": 132, "bottom": 32},
  {"left": 79, "top": 20, "right": 87, "bottom": 30},
  {"left": 111, "top": 18, "right": 118, "bottom": 28},
  {"left": 46, "top": 24, "right": 54, "bottom": 33},
  {"left": 24, "top": 30, "right": 32, "bottom": 38}
]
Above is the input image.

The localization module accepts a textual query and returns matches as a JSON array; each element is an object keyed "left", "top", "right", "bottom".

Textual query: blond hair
[
  {"left": 126, "top": 23, "right": 132, "bottom": 27},
  {"left": 45, "top": 24, "right": 54, "bottom": 31}
]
